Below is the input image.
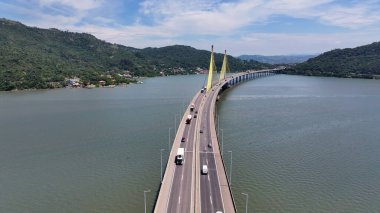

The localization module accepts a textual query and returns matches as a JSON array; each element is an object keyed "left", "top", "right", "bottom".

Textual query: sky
[{"left": 1, "top": 0, "right": 380, "bottom": 56}]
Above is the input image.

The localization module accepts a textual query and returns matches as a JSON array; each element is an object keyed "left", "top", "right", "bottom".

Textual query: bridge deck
[{"left": 154, "top": 70, "right": 278, "bottom": 213}]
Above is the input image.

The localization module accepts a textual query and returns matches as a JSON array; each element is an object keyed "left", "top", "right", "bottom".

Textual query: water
[
  {"left": 1, "top": 74, "right": 380, "bottom": 212},
  {"left": 0, "top": 75, "right": 204, "bottom": 212},
  {"left": 217, "top": 75, "right": 380, "bottom": 212}
]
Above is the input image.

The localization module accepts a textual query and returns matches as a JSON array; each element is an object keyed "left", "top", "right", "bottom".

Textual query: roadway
[
  {"left": 166, "top": 93, "right": 203, "bottom": 212},
  {"left": 155, "top": 78, "right": 236, "bottom": 213},
  {"left": 164, "top": 83, "right": 229, "bottom": 213},
  {"left": 155, "top": 70, "right": 278, "bottom": 213},
  {"left": 198, "top": 86, "right": 225, "bottom": 213}
]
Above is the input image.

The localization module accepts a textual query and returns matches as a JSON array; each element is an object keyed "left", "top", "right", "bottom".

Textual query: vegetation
[
  {"left": 283, "top": 42, "right": 380, "bottom": 78},
  {"left": 0, "top": 18, "right": 270, "bottom": 91},
  {"left": 239, "top": 54, "right": 317, "bottom": 64}
]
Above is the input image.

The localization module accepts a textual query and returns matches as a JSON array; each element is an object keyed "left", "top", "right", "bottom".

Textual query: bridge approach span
[{"left": 154, "top": 69, "right": 279, "bottom": 213}]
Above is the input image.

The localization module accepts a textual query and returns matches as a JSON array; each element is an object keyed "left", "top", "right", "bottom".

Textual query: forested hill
[
  {"left": 284, "top": 42, "right": 380, "bottom": 78},
  {"left": 239, "top": 54, "right": 317, "bottom": 64},
  {"left": 0, "top": 18, "right": 269, "bottom": 91},
  {"left": 139, "top": 45, "right": 266, "bottom": 72}
]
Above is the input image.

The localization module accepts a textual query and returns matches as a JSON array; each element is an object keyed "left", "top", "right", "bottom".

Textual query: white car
[{"left": 202, "top": 165, "right": 208, "bottom": 175}]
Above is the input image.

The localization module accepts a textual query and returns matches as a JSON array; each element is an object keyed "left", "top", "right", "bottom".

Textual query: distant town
[{"left": 65, "top": 71, "right": 141, "bottom": 89}]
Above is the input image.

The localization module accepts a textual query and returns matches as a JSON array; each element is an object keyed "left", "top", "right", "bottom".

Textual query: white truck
[
  {"left": 176, "top": 148, "right": 185, "bottom": 165},
  {"left": 186, "top": 115, "right": 192, "bottom": 124}
]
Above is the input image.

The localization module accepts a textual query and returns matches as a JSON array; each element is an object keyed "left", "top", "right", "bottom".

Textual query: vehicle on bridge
[
  {"left": 186, "top": 115, "right": 192, "bottom": 124},
  {"left": 176, "top": 148, "right": 184, "bottom": 165},
  {"left": 202, "top": 165, "right": 208, "bottom": 175},
  {"left": 181, "top": 137, "right": 186, "bottom": 142},
  {"left": 190, "top": 103, "right": 195, "bottom": 111}
]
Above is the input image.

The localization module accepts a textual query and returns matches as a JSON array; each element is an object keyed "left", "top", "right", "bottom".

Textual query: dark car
[
  {"left": 200, "top": 129, "right": 203, "bottom": 133},
  {"left": 194, "top": 114, "right": 197, "bottom": 118},
  {"left": 208, "top": 143, "right": 212, "bottom": 148},
  {"left": 181, "top": 137, "right": 186, "bottom": 142}
]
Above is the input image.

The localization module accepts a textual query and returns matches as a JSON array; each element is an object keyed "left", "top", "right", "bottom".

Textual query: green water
[
  {"left": 218, "top": 75, "right": 380, "bottom": 212},
  {"left": 0, "top": 75, "right": 204, "bottom": 212},
  {"left": 1, "top": 74, "right": 380, "bottom": 212}
]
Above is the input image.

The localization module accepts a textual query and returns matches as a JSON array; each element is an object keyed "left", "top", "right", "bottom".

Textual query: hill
[
  {"left": 239, "top": 54, "right": 317, "bottom": 64},
  {"left": 0, "top": 18, "right": 270, "bottom": 91},
  {"left": 283, "top": 42, "right": 380, "bottom": 78}
]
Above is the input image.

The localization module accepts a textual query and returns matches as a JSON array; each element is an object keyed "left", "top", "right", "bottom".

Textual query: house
[{"left": 99, "top": 80, "right": 106, "bottom": 86}]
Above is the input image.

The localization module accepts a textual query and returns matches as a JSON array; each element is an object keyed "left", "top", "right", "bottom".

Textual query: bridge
[{"left": 154, "top": 46, "right": 279, "bottom": 213}]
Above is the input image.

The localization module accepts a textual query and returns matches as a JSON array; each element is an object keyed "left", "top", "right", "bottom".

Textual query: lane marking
[
  {"left": 189, "top": 94, "right": 203, "bottom": 213},
  {"left": 209, "top": 90, "right": 226, "bottom": 212},
  {"left": 164, "top": 97, "right": 197, "bottom": 212},
  {"left": 197, "top": 94, "right": 208, "bottom": 212}
]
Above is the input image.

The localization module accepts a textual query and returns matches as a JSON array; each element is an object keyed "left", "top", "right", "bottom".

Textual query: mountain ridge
[
  {"left": 283, "top": 42, "right": 380, "bottom": 78},
  {"left": 0, "top": 18, "right": 270, "bottom": 91},
  {"left": 239, "top": 54, "right": 318, "bottom": 64}
]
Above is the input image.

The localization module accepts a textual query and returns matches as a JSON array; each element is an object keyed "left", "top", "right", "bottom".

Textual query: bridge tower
[
  {"left": 206, "top": 45, "right": 218, "bottom": 92},
  {"left": 219, "top": 50, "right": 230, "bottom": 83}
]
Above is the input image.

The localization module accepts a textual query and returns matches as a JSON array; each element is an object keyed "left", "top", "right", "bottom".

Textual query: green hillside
[
  {"left": 239, "top": 54, "right": 317, "bottom": 64},
  {"left": 0, "top": 18, "right": 269, "bottom": 91},
  {"left": 140, "top": 45, "right": 265, "bottom": 71},
  {"left": 283, "top": 42, "right": 380, "bottom": 78}
]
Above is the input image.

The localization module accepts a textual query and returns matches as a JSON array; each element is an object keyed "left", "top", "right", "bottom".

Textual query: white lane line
[
  {"left": 178, "top": 196, "right": 181, "bottom": 204},
  {"left": 210, "top": 195, "right": 213, "bottom": 205},
  {"left": 213, "top": 143, "right": 225, "bottom": 212},
  {"left": 208, "top": 89, "right": 226, "bottom": 212},
  {"left": 181, "top": 174, "right": 184, "bottom": 181}
]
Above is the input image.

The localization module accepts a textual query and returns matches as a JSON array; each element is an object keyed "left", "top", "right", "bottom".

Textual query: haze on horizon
[{"left": 1, "top": 0, "right": 380, "bottom": 56}]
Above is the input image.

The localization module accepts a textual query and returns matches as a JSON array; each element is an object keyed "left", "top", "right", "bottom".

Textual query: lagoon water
[
  {"left": 1, "top": 74, "right": 380, "bottom": 212},
  {"left": 217, "top": 75, "right": 380, "bottom": 212}
]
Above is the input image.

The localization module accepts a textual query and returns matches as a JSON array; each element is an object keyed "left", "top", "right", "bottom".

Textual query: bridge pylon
[
  {"left": 206, "top": 45, "right": 218, "bottom": 92},
  {"left": 219, "top": 50, "right": 230, "bottom": 83}
]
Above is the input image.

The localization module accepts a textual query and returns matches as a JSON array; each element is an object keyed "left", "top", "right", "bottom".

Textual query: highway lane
[
  {"left": 199, "top": 87, "right": 224, "bottom": 213},
  {"left": 166, "top": 94, "right": 203, "bottom": 213},
  {"left": 167, "top": 77, "right": 241, "bottom": 212},
  {"left": 156, "top": 71, "right": 277, "bottom": 213}
]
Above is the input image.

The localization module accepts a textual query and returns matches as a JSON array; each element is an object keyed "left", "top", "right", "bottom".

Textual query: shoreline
[{"left": 1, "top": 77, "right": 147, "bottom": 93}]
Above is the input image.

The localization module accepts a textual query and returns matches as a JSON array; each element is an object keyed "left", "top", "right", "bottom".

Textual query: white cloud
[
  {"left": 217, "top": 30, "right": 380, "bottom": 55},
  {"left": 317, "top": 5, "right": 380, "bottom": 28},
  {"left": 2, "top": 0, "right": 380, "bottom": 55},
  {"left": 139, "top": 0, "right": 263, "bottom": 34},
  {"left": 38, "top": 0, "right": 104, "bottom": 11},
  {"left": 133, "top": 0, "right": 380, "bottom": 37}
]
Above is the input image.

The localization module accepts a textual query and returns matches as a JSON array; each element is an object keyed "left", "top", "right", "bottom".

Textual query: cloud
[
  {"left": 133, "top": 0, "right": 380, "bottom": 38},
  {"left": 38, "top": 0, "right": 104, "bottom": 11},
  {"left": 317, "top": 4, "right": 380, "bottom": 28},
  {"left": 235, "top": 31, "right": 380, "bottom": 55},
  {"left": 1, "top": 0, "right": 380, "bottom": 55},
  {"left": 139, "top": 0, "right": 263, "bottom": 34}
]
